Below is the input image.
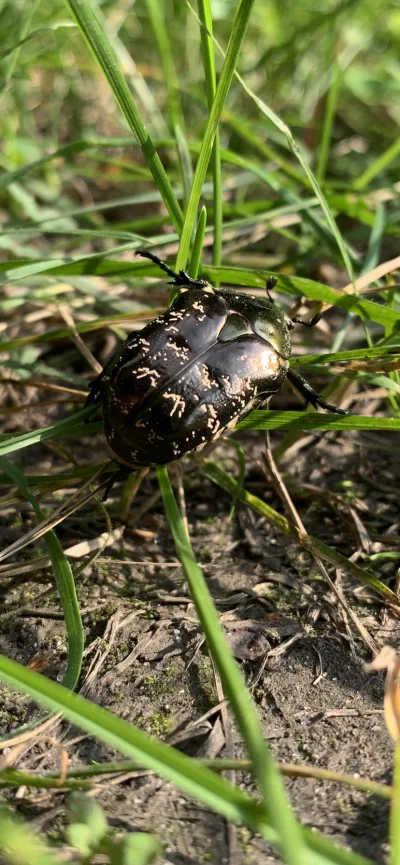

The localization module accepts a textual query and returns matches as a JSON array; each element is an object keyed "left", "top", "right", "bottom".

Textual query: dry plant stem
[
  {"left": 176, "top": 466, "right": 189, "bottom": 537},
  {"left": 211, "top": 661, "right": 238, "bottom": 865},
  {"left": 0, "top": 463, "right": 113, "bottom": 563},
  {"left": 59, "top": 305, "right": 103, "bottom": 374},
  {"left": 0, "top": 713, "right": 63, "bottom": 751},
  {"left": 262, "top": 433, "right": 379, "bottom": 655},
  {"left": 0, "top": 378, "right": 88, "bottom": 398}
]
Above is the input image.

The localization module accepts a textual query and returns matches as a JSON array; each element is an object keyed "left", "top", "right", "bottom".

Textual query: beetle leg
[
  {"left": 291, "top": 312, "right": 322, "bottom": 328},
  {"left": 102, "top": 465, "right": 133, "bottom": 501},
  {"left": 287, "top": 369, "right": 348, "bottom": 415},
  {"left": 136, "top": 249, "right": 208, "bottom": 289}
]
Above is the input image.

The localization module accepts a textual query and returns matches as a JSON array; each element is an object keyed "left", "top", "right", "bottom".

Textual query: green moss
[{"left": 147, "top": 711, "right": 173, "bottom": 736}]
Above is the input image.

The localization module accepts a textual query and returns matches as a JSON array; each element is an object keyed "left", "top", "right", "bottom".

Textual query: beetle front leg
[
  {"left": 287, "top": 369, "right": 348, "bottom": 415},
  {"left": 136, "top": 249, "right": 208, "bottom": 290}
]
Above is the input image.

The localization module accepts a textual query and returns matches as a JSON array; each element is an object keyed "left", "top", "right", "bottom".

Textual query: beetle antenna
[
  {"left": 291, "top": 312, "right": 322, "bottom": 328},
  {"left": 136, "top": 249, "right": 208, "bottom": 289},
  {"left": 265, "top": 277, "right": 277, "bottom": 302}
]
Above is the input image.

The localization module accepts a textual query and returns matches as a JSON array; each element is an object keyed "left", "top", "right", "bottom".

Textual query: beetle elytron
[{"left": 86, "top": 250, "right": 346, "bottom": 469}]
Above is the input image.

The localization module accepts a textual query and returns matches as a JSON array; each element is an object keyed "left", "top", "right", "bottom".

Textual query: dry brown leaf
[{"left": 365, "top": 646, "right": 400, "bottom": 742}]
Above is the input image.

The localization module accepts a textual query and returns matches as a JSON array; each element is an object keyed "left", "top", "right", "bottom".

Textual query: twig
[{"left": 261, "top": 432, "right": 379, "bottom": 655}]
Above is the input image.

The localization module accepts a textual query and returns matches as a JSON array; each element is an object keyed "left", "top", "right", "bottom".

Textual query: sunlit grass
[{"left": 0, "top": 0, "right": 399, "bottom": 861}]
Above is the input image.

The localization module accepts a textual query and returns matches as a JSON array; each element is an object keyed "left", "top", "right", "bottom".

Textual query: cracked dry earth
[{"left": 0, "top": 423, "right": 399, "bottom": 864}]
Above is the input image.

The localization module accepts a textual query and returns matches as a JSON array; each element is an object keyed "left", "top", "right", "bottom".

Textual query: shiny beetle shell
[
  {"left": 86, "top": 252, "right": 346, "bottom": 469},
  {"left": 87, "top": 279, "right": 291, "bottom": 467}
]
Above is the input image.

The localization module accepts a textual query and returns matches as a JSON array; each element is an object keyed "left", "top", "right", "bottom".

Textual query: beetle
[{"left": 86, "top": 250, "right": 346, "bottom": 470}]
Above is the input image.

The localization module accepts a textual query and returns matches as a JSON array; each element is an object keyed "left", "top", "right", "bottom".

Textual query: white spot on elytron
[
  {"left": 136, "top": 366, "right": 161, "bottom": 388},
  {"left": 201, "top": 365, "right": 213, "bottom": 390},
  {"left": 163, "top": 392, "right": 186, "bottom": 417},
  {"left": 192, "top": 301, "right": 204, "bottom": 312},
  {"left": 169, "top": 340, "right": 189, "bottom": 357},
  {"left": 165, "top": 325, "right": 179, "bottom": 333},
  {"left": 207, "top": 417, "right": 221, "bottom": 435},
  {"left": 139, "top": 338, "right": 150, "bottom": 347}
]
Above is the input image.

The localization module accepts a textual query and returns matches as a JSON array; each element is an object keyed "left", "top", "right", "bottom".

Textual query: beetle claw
[
  {"left": 287, "top": 369, "right": 348, "bottom": 415},
  {"left": 291, "top": 312, "right": 322, "bottom": 328}
]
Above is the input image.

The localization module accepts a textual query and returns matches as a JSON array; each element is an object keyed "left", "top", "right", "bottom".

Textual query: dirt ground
[{"left": 0, "top": 413, "right": 399, "bottom": 864}]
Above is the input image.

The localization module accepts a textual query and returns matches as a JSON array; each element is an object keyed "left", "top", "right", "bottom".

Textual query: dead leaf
[{"left": 365, "top": 646, "right": 400, "bottom": 742}]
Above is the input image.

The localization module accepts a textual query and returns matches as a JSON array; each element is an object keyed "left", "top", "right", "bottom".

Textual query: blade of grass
[
  {"left": 0, "top": 309, "right": 161, "bottom": 352},
  {"left": 1, "top": 257, "right": 395, "bottom": 328},
  {"left": 316, "top": 63, "right": 341, "bottom": 185},
  {"left": 354, "top": 138, "right": 400, "bottom": 191},
  {"left": 390, "top": 741, "right": 400, "bottom": 865},
  {"left": 0, "top": 806, "right": 61, "bottom": 865},
  {"left": 157, "top": 465, "right": 311, "bottom": 864},
  {"left": 88, "top": 0, "right": 166, "bottom": 136},
  {"left": 145, "top": 0, "right": 184, "bottom": 134},
  {"left": 187, "top": 0, "right": 355, "bottom": 286},
  {"left": 237, "top": 411, "right": 400, "bottom": 432},
  {"left": 189, "top": 206, "right": 207, "bottom": 277},
  {"left": 0, "top": 407, "right": 95, "bottom": 457},
  {"left": 291, "top": 345, "right": 400, "bottom": 367},
  {"left": 64, "top": 0, "right": 183, "bottom": 233},
  {"left": 0, "top": 655, "right": 376, "bottom": 863},
  {"left": 0, "top": 0, "right": 41, "bottom": 103},
  {"left": 200, "top": 460, "right": 400, "bottom": 607},
  {"left": 202, "top": 265, "right": 399, "bottom": 329},
  {"left": 175, "top": 0, "right": 255, "bottom": 270},
  {"left": 0, "top": 656, "right": 270, "bottom": 831},
  {"left": 197, "top": 0, "right": 223, "bottom": 270},
  {"left": 0, "top": 459, "right": 83, "bottom": 691}
]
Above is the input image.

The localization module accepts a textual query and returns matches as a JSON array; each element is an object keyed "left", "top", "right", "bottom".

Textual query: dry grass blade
[
  {"left": 0, "top": 470, "right": 111, "bottom": 563},
  {"left": 261, "top": 434, "right": 380, "bottom": 655}
]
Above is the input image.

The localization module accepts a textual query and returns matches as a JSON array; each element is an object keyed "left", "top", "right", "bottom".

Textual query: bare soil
[{"left": 0, "top": 412, "right": 399, "bottom": 864}]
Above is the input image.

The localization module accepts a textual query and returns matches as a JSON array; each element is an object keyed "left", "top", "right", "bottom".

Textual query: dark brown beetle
[{"left": 86, "top": 251, "right": 346, "bottom": 469}]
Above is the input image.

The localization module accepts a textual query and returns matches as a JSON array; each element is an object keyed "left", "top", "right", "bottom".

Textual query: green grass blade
[
  {"left": 390, "top": 742, "right": 400, "bottom": 865},
  {"left": 197, "top": 0, "right": 223, "bottom": 269},
  {"left": 354, "top": 138, "right": 400, "bottom": 191},
  {"left": 0, "top": 806, "right": 62, "bottom": 865},
  {"left": 0, "top": 407, "right": 94, "bottom": 457},
  {"left": 145, "top": 0, "right": 183, "bottom": 133},
  {"left": 362, "top": 201, "right": 386, "bottom": 275},
  {"left": 189, "top": 206, "right": 207, "bottom": 277},
  {"left": 2, "top": 254, "right": 394, "bottom": 328},
  {"left": 238, "top": 411, "right": 400, "bottom": 432},
  {"left": 187, "top": 1, "right": 355, "bottom": 285},
  {"left": 64, "top": 0, "right": 183, "bottom": 233},
  {"left": 316, "top": 64, "right": 341, "bottom": 185},
  {"left": 0, "top": 654, "right": 376, "bottom": 863},
  {"left": 0, "top": 459, "right": 83, "bottom": 691},
  {"left": 0, "top": 0, "right": 41, "bottom": 103},
  {"left": 157, "top": 466, "right": 310, "bottom": 864},
  {"left": 0, "top": 656, "right": 270, "bottom": 834},
  {"left": 176, "top": 0, "right": 255, "bottom": 270},
  {"left": 202, "top": 265, "right": 399, "bottom": 329},
  {"left": 291, "top": 345, "right": 400, "bottom": 367}
]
